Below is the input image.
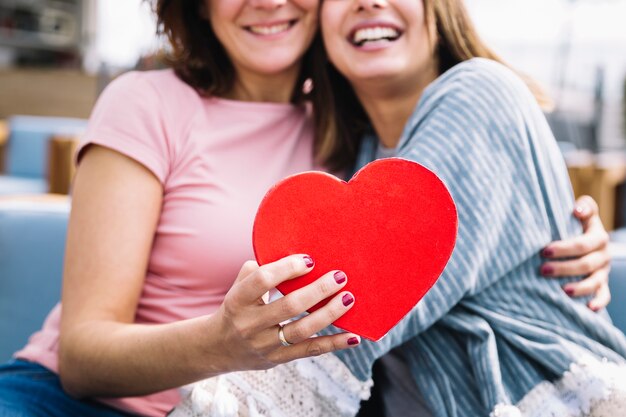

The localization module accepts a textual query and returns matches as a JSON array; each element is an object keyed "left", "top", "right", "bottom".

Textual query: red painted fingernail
[
  {"left": 348, "top": 337, "right": 360, "bottom": 346},
  {"left": 303, "top": 256, "right": 314, "bottom": 268},
  {"left": 342, "top": 293, "right": 354, "bottom": 307},
  {"left": 334, "top": 271, "right": 347, "bottom": 284},
  {"left": 564, "top": 287, "right": 575, "bottom": 296},
  {"left": 542, "top": 248, "right": 554, "bottom": 257},
  {"left": 541, "top": 265, "right": 555, "bottom": 276}
]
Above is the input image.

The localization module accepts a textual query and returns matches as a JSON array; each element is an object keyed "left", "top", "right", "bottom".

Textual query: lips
[
  {"left": 348, "top": 22, "right": 403, "bottom": 46},
  {"left": 244, "top": 19, "right": 297, "bottom": 36}
]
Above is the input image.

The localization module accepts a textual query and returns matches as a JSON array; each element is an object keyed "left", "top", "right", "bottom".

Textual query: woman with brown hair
[
  {"left": 0, "top": 1, "right": 615, "bottom": 416},
  {"left": 1, "top": 2, "right": 362, "bottom": 416}
]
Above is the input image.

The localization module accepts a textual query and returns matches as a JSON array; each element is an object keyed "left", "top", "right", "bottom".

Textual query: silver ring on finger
[{"left": 278, "top": 324, "right": 293, "bottom": 347}]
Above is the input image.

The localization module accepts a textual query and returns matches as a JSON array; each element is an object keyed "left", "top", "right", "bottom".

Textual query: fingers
[
  {"left": 234, "top": 260, "right": 259, "bottom": 285},
  {"left": 276, "top": 289, "right": 355, "bottom": 344},
  {"left": 561, "top": 264, "right": 610, "bottom": 296},
  {"left": 542, "top": 196, "right": 608, "bottom": 259},
  {"left": 572, "top": 195, "right": 599, "bottom": 223},
  {"left": 268, "top": 270, "right": 350, "bottom": 323},
  {"left": 588, "top": 280, "right": 612, "bottom": 312},
  {"left": 540, "top": 196, "right": 612, "bottom": 311},
  {"left": 541, "top": 251, "right": 610, "bottom": 278},
  {"left": 270, "top": 332, "right": 361, "bottom": 365},
  {"left": 235, "top": 255, "right": 315, "bottom": 305},
  {"left": 238, "top": 283, "right": 357, "bottom": 365},
  {"left": 542, "top": 229, "right": 609, "bottom": 259}
]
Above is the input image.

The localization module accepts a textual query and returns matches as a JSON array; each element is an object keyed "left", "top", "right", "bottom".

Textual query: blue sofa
[
  {"left": 0, "top": 116, "right": 87, "bottom": 196},
  {"left": 0, "top": 196, "right": 70, "bottom": 362}
]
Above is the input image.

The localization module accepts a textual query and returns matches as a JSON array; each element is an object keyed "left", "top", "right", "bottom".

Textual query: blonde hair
[{"left": 315, "top": 0, "right": 552, "bottom": 171}]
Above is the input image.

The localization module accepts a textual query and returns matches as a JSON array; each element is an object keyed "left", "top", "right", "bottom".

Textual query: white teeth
[
  {"left": 353, "top": 26, "right": 400, "bottom": 44},
  {"left": 248, "top": 22, "right": 291, "bottom": 35}
]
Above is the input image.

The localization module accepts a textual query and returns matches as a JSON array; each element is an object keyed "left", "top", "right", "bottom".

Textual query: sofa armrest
[
  {"left": 48, "top": 135, "right": 79, "bottom": 194},
  {"left": 0, "top": 120, "right": 7, "bottom": 173}
]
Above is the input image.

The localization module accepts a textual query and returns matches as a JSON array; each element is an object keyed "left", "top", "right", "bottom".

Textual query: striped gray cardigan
[{"left": 331, "top": 58, "right": 626, "bottom": 416}]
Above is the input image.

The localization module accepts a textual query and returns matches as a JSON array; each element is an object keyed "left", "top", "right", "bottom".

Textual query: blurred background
[
  {"left": 0, "top": 0, "right": 625, "bottom": 219},
  {"left": 471, "top": 0, "right": 626, "bottom": 233}
]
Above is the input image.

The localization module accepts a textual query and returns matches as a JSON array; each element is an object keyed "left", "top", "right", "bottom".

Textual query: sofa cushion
[
  {"left": 6, "top": 115, "right": 87, "bottom": 178},
  {"left": 0, "top": 197, "right": 70, "bottom": 361},
  {"left": 0, "top": 175, "right": 48, "bottom": 196}
]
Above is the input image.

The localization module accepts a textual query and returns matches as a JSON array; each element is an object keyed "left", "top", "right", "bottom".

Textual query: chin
[
  {"left": 249, "top": 55, "right": 301, "bottom": 75},
  {"left": 342, "top": 58, "right": 405, "bottom": 81},
  {"left": 349, "top": 68, "right": 403, "bottom": 83},
  {"left": 254, "top": 63, "right": 299, "bottom": 76}
]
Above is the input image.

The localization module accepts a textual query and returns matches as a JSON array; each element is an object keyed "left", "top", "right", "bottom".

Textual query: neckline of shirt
[{"left": 207, "top": 96, "right": 305, "bottom": 113}]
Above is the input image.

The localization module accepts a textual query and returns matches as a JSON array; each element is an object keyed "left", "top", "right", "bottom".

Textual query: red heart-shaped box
[{"left": 253, "top": 158, "right": 457, "bottom": 341}]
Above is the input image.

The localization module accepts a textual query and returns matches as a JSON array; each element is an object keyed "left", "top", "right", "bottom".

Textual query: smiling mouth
[
  {"left": 350, "top": 26, "right": 402, "bottom": 46},
  {"left": 245, "top": 20, "right": 297, "bottom": 36}
]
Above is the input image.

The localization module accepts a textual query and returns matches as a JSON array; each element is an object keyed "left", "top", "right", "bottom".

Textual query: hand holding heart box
[{"left": 252, "top": 158, "right": 457, "bottom": 341}]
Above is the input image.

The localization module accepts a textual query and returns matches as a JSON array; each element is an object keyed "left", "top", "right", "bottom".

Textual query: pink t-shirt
[{"left": 16, "top": 70, "right": 316, "bottom": 416}]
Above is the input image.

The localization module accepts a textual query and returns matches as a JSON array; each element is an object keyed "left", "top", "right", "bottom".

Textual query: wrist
[{"left": 188, "top": 312, "right": 235, "bottom": 379}]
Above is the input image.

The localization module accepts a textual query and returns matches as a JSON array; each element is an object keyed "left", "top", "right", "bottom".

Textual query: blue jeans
[{"left": 0, "top": 360, "right": 136, "bottom": 417}]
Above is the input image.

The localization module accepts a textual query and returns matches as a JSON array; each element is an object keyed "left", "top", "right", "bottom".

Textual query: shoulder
[
  {"left": 93, "top": 69, "right": 205, "bottom": 137},
  {"left": 399, "top": 58, "right": 546, "bottom": 161},
  {"left": 442, "top": 58, "right": 520, "bottom": 82},
  {"left": 420, "top": 58, "right": 536, "bottom": 114},
  {"left": 406, "top": 58, "right": 541, "bottom": 139},
  {"left": 83, "top": 70, "right": 199, "bottom": 182},
  {"left": 102, "top": 69, "right": 201, "bottom": 108},
  {"left": 434, "top": 58, "right": 528, "bottom": 96}
]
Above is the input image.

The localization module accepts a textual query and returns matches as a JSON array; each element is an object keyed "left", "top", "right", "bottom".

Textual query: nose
[
  {"left": 248, "top": 0, "right": 287, "bottom": 9},
  {"left": 354, "top": 0, "right": 388, "bottom": 11}
]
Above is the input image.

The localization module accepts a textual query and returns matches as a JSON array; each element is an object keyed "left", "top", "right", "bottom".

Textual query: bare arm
[{"left": 59, "top": 146, "right": 359, "bottom": 398}]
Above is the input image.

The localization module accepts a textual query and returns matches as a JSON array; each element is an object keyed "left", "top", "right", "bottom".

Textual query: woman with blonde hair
[{"left": 324, "top": 0, "right": 626, "bottom": 415}]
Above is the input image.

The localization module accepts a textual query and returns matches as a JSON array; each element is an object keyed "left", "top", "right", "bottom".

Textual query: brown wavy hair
[
  {"left": 149, "top": 0, "right": 333, "bottom": 156},
  {"left": 316, "top": 0, "right": 552, "bottom": 171}
]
